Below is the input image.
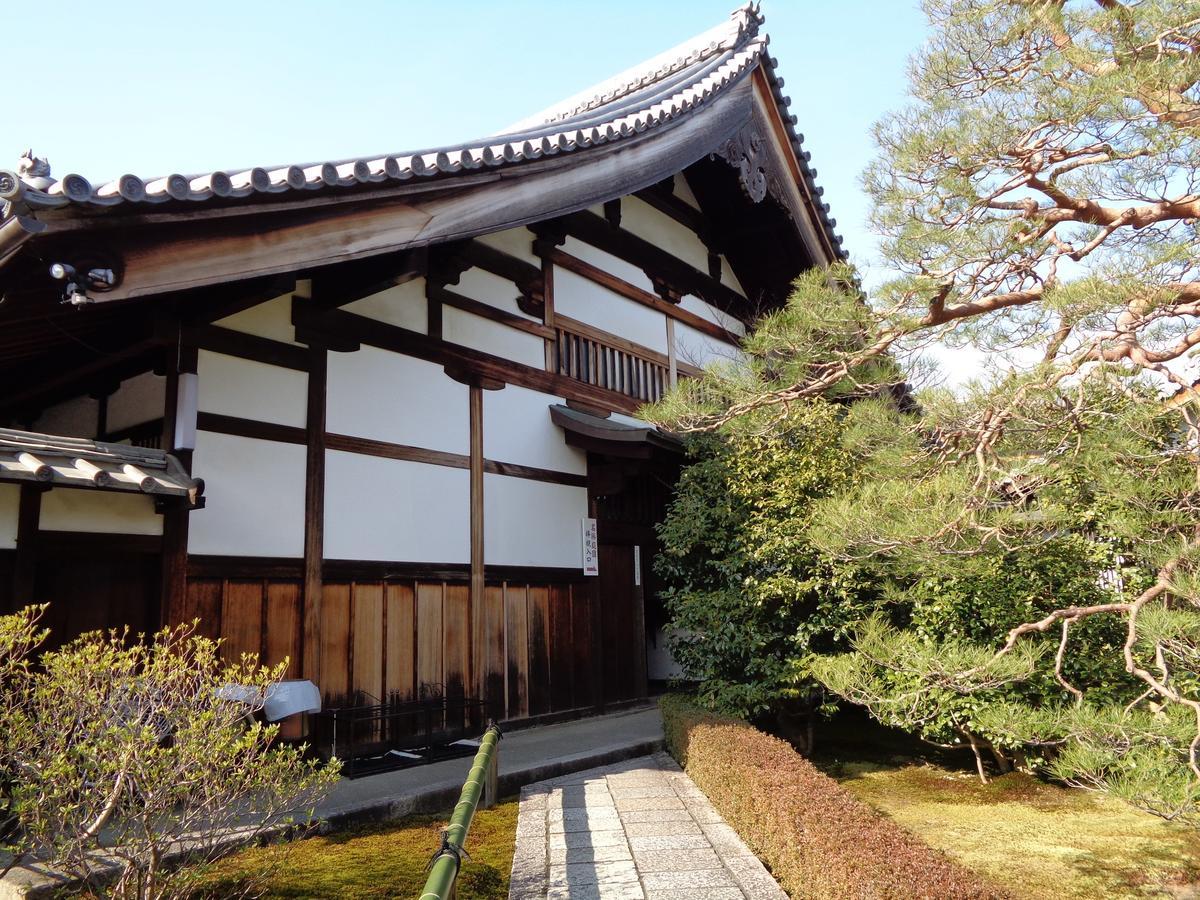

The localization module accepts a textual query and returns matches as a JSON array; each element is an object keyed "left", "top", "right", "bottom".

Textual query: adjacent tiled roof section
[
  {"left": 0, "top": 429, "right": 203, "bottom": 505},
  {"left": 549, "top": 404, "right": 684, "bottom": 453},
  {"left": 0, "top": 3, "right": 844, "bottom": 259}
]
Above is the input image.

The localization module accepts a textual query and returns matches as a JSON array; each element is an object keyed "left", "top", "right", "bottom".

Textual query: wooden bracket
[{"left": 603, "top": 199, "right": 622, "bottom": 229}]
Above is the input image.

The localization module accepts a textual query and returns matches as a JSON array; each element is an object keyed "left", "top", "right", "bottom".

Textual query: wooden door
[
  {"left": 36, "top": 540, "right": 162, "bottom": 649},
  {"left": 597, "top": 542, "right": 647, "bottom": 704}
]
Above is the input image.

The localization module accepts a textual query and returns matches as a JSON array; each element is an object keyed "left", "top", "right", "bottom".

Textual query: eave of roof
[
  {"left": 0, "top": 3, "right": 845, "bottom": 261},
  {"left": 549, "top": 404, "right": 684, "bottom": 454}
]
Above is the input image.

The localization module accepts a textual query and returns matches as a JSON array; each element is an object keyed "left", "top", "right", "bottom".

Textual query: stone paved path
[{"left": 508, "top": 752, "right": 786, "bottom": 899}]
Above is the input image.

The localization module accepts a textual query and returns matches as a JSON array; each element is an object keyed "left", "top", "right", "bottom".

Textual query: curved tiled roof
[{"left": 0, "top": 3, "right": 844, "bottom": 259}]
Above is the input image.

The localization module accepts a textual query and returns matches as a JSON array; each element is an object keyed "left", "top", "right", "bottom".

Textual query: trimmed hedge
[{"left": 660, "top": 695, "right": 1006, "bottom": 899}]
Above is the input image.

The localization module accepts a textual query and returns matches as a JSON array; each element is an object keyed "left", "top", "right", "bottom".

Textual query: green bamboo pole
[{"left": 419, "top": 724, "right": 502, "bottom": 900}]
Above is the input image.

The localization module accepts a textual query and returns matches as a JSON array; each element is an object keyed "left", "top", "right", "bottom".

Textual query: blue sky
[{"left": 7, "top": 1, "right": 928, "bottom": 280}]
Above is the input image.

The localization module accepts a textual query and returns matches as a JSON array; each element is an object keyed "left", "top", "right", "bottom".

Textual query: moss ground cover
[
  {"left": 189, "top": 799, "right": 518, "bottom": 899},
  {"left": 811, "top": 712, "right": 1200, "bottom": 899}
]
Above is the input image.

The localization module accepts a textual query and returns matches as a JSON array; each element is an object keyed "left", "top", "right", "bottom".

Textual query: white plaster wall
[
  {"left": 197, "top": 350, "right": 308, "bottom": 429},
  {"left": 563, "top": 237, "right": 656, "bottom": 294},
  {"left": 674, "top": 175, "right": 702, "bottom": 211},
  {"left": 674, "top": 321, "right": 744, "bottom": 369},
  {"left": 454, "top": 268, "right": 540, "bottom": 321},
  {"left": 484, "top": 386, "right": 586, "bottom": 475},
  {"left": 554, "top": 269, "right": 669, "bottom": 355},
  {"left": 324, "top": 451, "right": 469, "bottom": 563},
  {"left": 476, "top": 227, "right": 540, "bottom": 267},
  {"left": 342, "top": 279, "right": 427, "bottom": 333},
  {"left": 188, "top": 431, "right": 306, "bottom": 557},
  {"left": 484, "top": 475, "right": 587, "bottom": 567},
  {"left": 621, "top": 196, "right": 711, "bottom": 273},
  {"left": 0, "top": 483, "right": 18, "bottom": 549},
  {"left": 107, "top": 371, "right": 166, "bottom": 433},
  {"left": 326, "top": 348, "right": 469, "bottom": 453},
  {"left": 39, "top": 489, "right": 163, "bottom": 536},
  {"left": 719, "top": 257, "right": 747, "bottom": 297},
  {"left": 443, "top": 307, "right": 545, "bottom": 369},
  {"left": 679, "top": 295, "right": 747, "bottom": 337},
  {"left": 214, "top": 294, "right": 301, "bottom": 345},
  {"left": 33, "top": 396, "right": 97, "bottom": 438}
]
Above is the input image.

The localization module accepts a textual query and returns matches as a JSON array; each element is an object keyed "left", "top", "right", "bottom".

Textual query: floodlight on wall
[{"left": 175, "top": 372, "right": 198, "bottom": 451}]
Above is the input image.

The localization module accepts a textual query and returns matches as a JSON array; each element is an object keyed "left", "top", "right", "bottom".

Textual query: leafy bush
[
  {"left": 0, "top": 607, "right": 340, "bottom": 900},
  {"left": 659, "top": 694, "right": 1005, "bottom": 899},
  {"left": 654, "top": 401, "right": 872, "bottom": 717}
]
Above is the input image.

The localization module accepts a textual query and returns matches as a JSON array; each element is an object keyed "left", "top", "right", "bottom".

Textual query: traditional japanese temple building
[{"left": 0, "top": 4, "right": 843, "bottom": 723}]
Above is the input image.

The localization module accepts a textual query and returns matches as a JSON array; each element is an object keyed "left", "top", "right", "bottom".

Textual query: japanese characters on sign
[{"left": 582, "top": 517, "right": 599, "bottom": 576}]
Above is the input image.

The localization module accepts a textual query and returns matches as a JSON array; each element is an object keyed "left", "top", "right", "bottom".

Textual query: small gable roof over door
[{"left": 0, "top": 3, "right": 843, "bottom": 305}]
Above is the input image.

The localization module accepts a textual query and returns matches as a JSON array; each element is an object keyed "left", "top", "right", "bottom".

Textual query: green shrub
[{"left": 659, "top": 694, "right": 1005, "bottom": 900}]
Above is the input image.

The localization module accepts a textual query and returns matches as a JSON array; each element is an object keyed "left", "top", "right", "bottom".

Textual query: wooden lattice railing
[{"left": 554, "top": 318, "right": 671, "bottom": 404}]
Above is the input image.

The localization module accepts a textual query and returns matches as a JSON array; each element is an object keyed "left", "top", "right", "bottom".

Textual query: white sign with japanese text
[{"left": 582, "top": 518, "right": 599, "bottom": 576}]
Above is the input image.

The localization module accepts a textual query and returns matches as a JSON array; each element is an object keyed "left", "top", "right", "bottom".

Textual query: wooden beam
[
  {"left": 296, "top": 306, "right": 646, "bottom": 416},
  {"left": 11, "top": 483, "right": 42, "bottom": 612},
  {"left": 633, "top": 186, "right": 711, "bottom": 245},
  {"left": 545, "top": 247, "right": 740, "bottom": 345},
  {"left": 302, "top": 345, "right": 327, "bottom": 684},
  {"left": 554, "top": 210, "right": 749, "bottom": 317},
  {"left": 469, "top": 384, "right": 484, "bottom": 708},
  {"left": 186, "top": 324, "right": 310, "bottom": 371},
  {"left": 430, "top": 285, "right": 554, "bottom": 340},
  {"left": 196, "top": 412, "right": 307, "bottom": 445}
]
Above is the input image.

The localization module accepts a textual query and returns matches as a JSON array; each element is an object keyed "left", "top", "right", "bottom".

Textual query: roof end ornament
[
  {"left": 17, "top": 150, "right": 54, "bottom": 191},
  {"left": 730, "top": 2, "right": 764, "bottom": 42}
]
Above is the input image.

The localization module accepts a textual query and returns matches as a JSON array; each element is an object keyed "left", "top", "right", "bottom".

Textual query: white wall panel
[
  {"left": 40, "top": 489, "right": 163, "bottom": 536},
  {"left": 484, "top": 386, "right": 586, "bottom": 475},
  {"left": 214, "top": 294, "right": 301, "bottom": 345},
  {"left": 197, "top": 350, "right": 307, "bottom": 428},
  {"left": 33, "top": 396, "right": 97, "bottom": 439},
  {"left": 674, "top": 175, "right": 702, "bottom": 210},
  {"left": 188, "top": 431, "right": 306, "bottom": 557},
  {"left": 326, "top": 348, "right": 469, "bottom": 453},
  {"left": 107, "top": 371, "right": 166, "bottom": 433},
  {"left": 0, "top": 484, "right": 18, "bottom": 549},
  {"left": 555, "top": 269, "right": 669, "bottom": 354},
  {"left": 621, "top": 197, "right": 711, "bottom": 272},
  {"left": 563, "top": 237, "right": 656, "bottom": 293},
  {"left": 343, "top": 279, "right": 427, "bottom": 333},
  {"left": 674, "top": 321, "right": 744, "bottom": 369},
  {"left": 679, "top": 295, "right": 746, "bottom": 337},
  {"left": 484, "top": 475, "right": 587, "bottom": 567},
  {"left": 719, "top": 257, "right": 747, "bottom": 297},
  {"left": 324, "top": 451, "right": 469, "bottom": 563},
  {"left": 454, "top": 268, "right": 540, "bottom": 321},
  {"left": 443, "top": 307, "right": 545, "bottom": 369},
  {"left": 477, "top": 227, "right": 540, "bottom": 267}
]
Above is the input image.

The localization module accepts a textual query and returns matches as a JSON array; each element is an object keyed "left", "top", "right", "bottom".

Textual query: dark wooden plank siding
[
  {"left": 526, "top": 586, "right": 551, "bottom": 716},
  {"left": 384, "top": 582, "right": 416, "bottom": 702},
  {"left": 351, "top": 583, "right": 383, "bottom": 702},
  {"left": 548, "top": 584, "right": 574, "bottom": 711},
  {"left": 176, "top": 571, "right": 603, "bottom": 721},
  {"left": 505, "top": 584, "right": 529, "bottom": 719}
]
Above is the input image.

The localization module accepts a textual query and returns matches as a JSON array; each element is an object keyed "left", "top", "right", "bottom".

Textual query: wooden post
[
  {"left": 160, "top": 340, "right": 196, "bottom": 628},
  {"left": 11, "top": 483, "right": 43, "bottom": 612},
  {"left": 469, "top": 384, "right": 484, "bottom": 710},
  {"left": 542, "top": 257, "right": 556, "bottom": 372},
  {"left": 665, "top": 318, "right": 678, "bottom": 388},
  {"left": 302, "top": 345, "right": 328, "bottom": 685}
]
